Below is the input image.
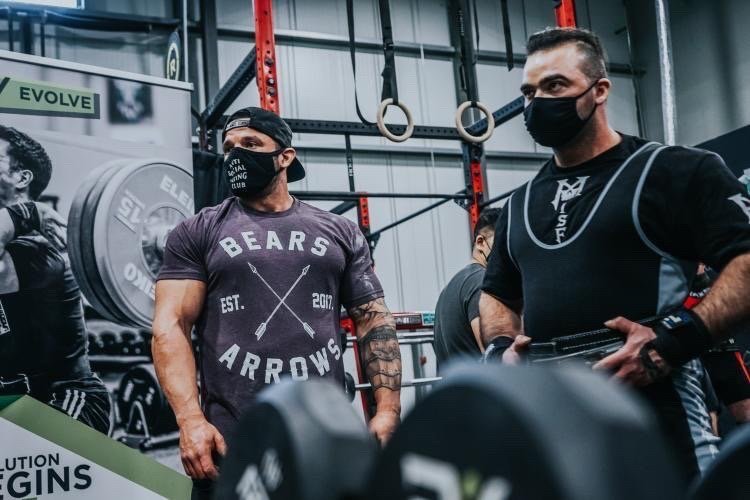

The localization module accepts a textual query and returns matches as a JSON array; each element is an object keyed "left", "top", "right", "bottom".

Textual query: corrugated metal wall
[{"left": 1, "top": 0, "right": 640, "bottom": 311}]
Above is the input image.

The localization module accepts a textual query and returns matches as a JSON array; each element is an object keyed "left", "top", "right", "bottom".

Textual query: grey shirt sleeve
[
  {"left": 157, "top": 217, "right": 208, "bottom": 282},
  {"left": 340, "top": 221, "right": 384, "bottom": 309},
  {"left": 464, "top": 268, "right": 484, "bottom": 322}
]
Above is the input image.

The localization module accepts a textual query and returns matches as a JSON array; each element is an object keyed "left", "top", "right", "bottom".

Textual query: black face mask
[
  {"left": 523, "top": 80, "right": 600, "bottom": 148},
  {"left": 224, "top": 147, "right": 283, "bottom": 197}
]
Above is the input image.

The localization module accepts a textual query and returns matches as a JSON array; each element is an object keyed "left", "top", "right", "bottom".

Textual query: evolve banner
[
  {"left": 0, "top": 49, "right": 193, "bottom": 218},
  {"left": 0, "top": 76, "right": 100, "bottom": 118},
  {"left": 0, "top": 396, "right": 191, "bottom": 500}
]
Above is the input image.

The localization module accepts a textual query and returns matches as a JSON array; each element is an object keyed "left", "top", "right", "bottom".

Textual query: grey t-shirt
[
  {"left": 433, "top": 263, "right": 484, "bottom": 368},
  {"left": 158, "top": 197, "right": 383, "bottom": 437}
]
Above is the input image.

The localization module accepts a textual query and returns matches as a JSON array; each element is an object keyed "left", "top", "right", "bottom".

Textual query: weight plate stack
[{"left": 68, "top": 159, "right": 193, "bottom": 327}]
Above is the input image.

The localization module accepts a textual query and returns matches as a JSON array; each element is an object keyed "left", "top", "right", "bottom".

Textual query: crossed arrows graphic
[{"left": 248, "top": 262, "right": 316, "bottom": 340}]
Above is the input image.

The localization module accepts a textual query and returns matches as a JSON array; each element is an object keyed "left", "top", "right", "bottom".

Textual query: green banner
[
  {"left": 0, "top": 76, "right": 100, "bottom": 119},
  {"left": 0, "top": 396, "right": 191, "bottom": 499}
]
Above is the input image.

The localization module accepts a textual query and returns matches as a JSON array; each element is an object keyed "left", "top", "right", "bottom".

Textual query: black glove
[{"left": 6, "top": 202, "right": 40, "bottom": 236}]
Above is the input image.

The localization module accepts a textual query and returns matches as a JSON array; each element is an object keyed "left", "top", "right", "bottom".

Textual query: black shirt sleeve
[
  {"left": 481, "top": 202, "right": 523, "bottom": 305},
  {"left": 639, "top": 147, "right": 750, "bottom": 270},
  {"left": 5, "top": 236, "right": 65, "bottom": 291}
]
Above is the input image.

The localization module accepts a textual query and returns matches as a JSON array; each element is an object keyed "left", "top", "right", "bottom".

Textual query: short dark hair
[
  {"left": 0, "top": 125, "right": 52, "bottom": 199},
  {"left": 526, "top": 27, "right": 608, "bottom": 82},
  {"left": 473, "top": 207, "right": 501, "bottom": 242}
]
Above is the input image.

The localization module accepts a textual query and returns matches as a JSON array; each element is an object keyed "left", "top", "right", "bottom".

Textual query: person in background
[{"left": 433, "top": 208, "right": 501, "bottom": 368}]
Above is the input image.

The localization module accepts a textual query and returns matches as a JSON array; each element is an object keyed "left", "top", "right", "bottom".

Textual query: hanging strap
[
  {"left": 377, "top": 0, "right": 399, "bottom": 106},
  {"left": 346, "top": 0, "right": 400, "bottom": 126},
  {"left": 500, "top": 0, "right": 514, "bottom": 70},
  {"left": 471, "top": 0, "right": 480, "bottom": 65},
  {"left": 346, "top": 0, "right": 375, "bottom": 125}
]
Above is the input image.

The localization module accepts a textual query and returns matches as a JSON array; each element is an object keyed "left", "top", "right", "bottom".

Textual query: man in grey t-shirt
[
  {"left": 434, "top": 208, "right": 501, "bottom": 368},
  {"left": 153, "top": 108, "right": 402, "bottom": 497}
]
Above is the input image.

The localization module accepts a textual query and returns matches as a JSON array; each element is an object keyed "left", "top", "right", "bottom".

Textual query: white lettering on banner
[
  {"left": 123, "top": 263, "right": 155, "bottom": 300},
  {"left": 218, "top": 230, "right": 333, "bottom": 258},
  {"left": 159, "top": 174, "right": 195, "bottom": 213},
  {"left": 217, "top": 346, "right": 341, "bottom": 383},
  {"left": 0, "top": 419, "right": 166, "bottom": 499},
  {"left": 729, "top": 193, "right": 750, "bottom": 222}
]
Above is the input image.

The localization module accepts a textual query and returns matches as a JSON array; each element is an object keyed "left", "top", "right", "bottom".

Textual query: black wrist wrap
[{"left": 648, "top": 308, "right": 713, "bottom": 367}]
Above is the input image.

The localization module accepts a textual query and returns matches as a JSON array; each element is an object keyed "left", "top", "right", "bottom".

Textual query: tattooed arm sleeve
[{"left": 349, "top": 298, "right": 402, "bottom": 392}]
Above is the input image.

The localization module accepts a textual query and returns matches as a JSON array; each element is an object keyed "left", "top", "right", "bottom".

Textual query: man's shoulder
[
  {"left": 448, "top": 263, "right": 484, "bottom": 291},
  {"left": 297, "top": 200, "right": 358, "bottom": 231},
  {"left": 650, "top": 143, "right": 720, "bottom": 172},
  {"left": 177, "top": 198, "right": 235, "bottom": 233},
  {"left": 6, "top": 235, "right": 65, "bottom": 281}
]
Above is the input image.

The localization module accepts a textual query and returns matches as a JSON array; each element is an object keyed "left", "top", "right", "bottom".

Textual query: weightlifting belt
[{"left": 527, "top": 317, "right": 661, "bottom": 367}]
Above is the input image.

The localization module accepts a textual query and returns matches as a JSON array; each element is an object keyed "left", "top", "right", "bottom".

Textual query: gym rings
[
  {"left": 375, "top": 99, "right": 496, "bottom": 144},
  {"left": 455, "top": 100, "right": 495, "bottom": 143}
]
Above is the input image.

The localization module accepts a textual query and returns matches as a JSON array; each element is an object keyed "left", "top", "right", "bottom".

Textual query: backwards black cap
[{"left": 223, "top": 107, "right": 305, "bottom": 182}]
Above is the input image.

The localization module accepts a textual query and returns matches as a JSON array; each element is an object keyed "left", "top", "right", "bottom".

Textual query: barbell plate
[
  {"left": 365, "top": 362, "right": 682, "bottom": 500},
  {"left": 69, "top": 161, "right": 129, "bottom": 323},
  {"left": 82, "top": 161, "right": 135, "bottom": 325},
  {"left": 117, "top": 363, "right": 178, "bottom": 436},
  {"left": 92, "top": 160, "right": 193, "bottom": 328},
  {"left": 216, "top": 379, "right": 376, "bottom": 500}
]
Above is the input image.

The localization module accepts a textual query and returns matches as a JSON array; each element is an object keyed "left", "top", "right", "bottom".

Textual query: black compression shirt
[
  {"left": 0, "top": 235, "right": 90, "bottom": 378},
  {"left": 482, "top": 134, "right": 750, "bottom": 339}
]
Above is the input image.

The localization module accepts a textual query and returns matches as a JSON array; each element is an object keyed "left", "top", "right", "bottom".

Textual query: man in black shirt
[
  {"left": 433, "top": 208, "right": 500, "bottom": 367},
  {"left": 479, "top": 28, "right": 750, "bottom": 481},
  {"left": 0, "top": 125, "right": 111, "bottom": 434}
]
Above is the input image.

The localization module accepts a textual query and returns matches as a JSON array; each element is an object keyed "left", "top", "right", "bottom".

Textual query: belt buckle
[{"left": 0, "top": 374, "right": 31, "bottom": 394}]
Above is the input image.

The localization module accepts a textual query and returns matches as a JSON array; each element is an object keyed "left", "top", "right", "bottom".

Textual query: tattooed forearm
[
  {"left": 359, "top": 325, "right": 402, "bottom": 391},
  {"left": 349, "top": 298, "right": 401, "bottom": 392},
  {"left": 348, "top": 298, "right": 396, "bottom": 328}
]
